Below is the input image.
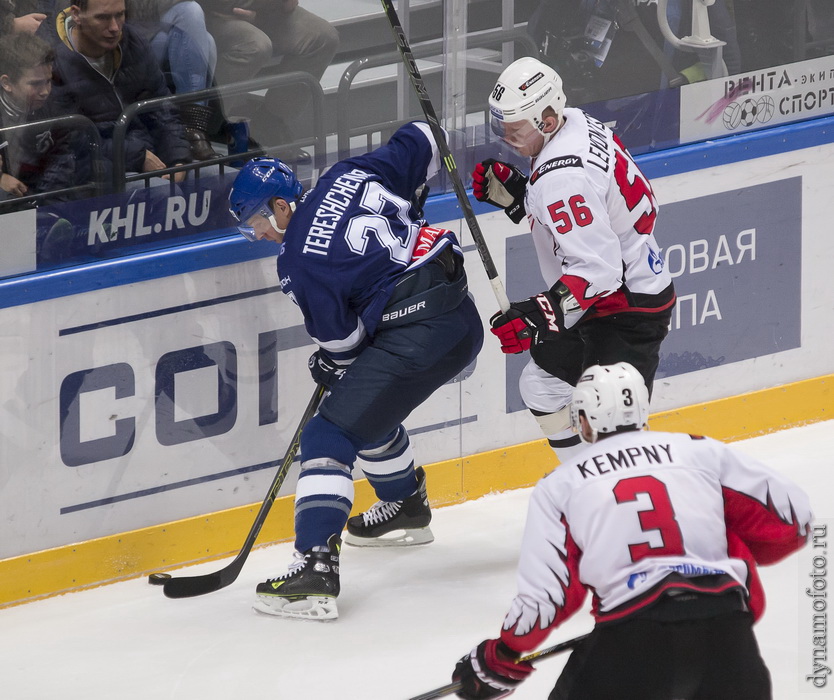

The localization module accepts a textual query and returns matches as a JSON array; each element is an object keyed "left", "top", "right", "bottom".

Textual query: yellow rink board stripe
[{"left": 1, "top": 373, "right": 830, "bottom": 608}]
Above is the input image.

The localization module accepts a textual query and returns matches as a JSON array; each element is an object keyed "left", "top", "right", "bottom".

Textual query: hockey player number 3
[
  {"left": 613, "top": 475, "right": 685, "bottom": 563},
  {"left": 546, "top": 194, "right": 594, "bottom": 234}
]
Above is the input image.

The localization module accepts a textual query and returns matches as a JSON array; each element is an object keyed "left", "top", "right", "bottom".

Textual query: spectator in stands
[
  {"left": 51, "top": 0, "right": 191, "bottom": 185},
  {"left": 733, "top": 0, "right": 796, "bottom": 72},
  {"left": 526, "top": 0, "right": 740, "bottom": 104},
  {"left": 199, "top": 0, "right": 338, "bottom": 163},
  {"left": 808, "top": 0, "right": 834, "bottom": 49},
  {"left": 127, "top": 0, "right": 221, "bottom": 161},
  {"left": 0, "top": 32, "right": 83, "bottom": 208}
]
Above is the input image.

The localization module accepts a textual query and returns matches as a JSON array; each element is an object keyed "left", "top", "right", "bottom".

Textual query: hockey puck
[{"left": 148, "top": 572, "right": 172, "bottom": 586}]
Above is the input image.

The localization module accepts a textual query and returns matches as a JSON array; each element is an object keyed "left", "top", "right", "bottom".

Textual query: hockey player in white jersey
[
  {"left": 473, "top": 56, "right": 675, "bottom": 462},
  {"left": 228, "top": 123, "right": 483, "bottom": 620},
  {"left": 451, "top": 363, "right": 812, "bottom": 700}
]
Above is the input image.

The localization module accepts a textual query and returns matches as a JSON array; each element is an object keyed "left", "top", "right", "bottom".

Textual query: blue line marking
[
  {"left": 59, "top": 285, "right": 283, "bottom": 335},
  {"left": 59, "top": 415, "right": 478, "bottom": 514}
]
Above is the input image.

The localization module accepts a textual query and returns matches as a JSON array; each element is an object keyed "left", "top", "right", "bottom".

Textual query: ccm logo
[
  {"left": 381, "top": 300, "right": 426, "bottom": 322},
  {"left": 534, "top": 294, "right": 560, "bottom": 332}
]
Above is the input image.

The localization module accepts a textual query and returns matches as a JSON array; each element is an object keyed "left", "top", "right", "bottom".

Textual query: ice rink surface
[{"left": 2, "top": 420, "right": 832, "bottom": 700}]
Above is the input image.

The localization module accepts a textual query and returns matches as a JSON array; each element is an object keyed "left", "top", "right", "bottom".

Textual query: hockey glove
[
  {"left": 308, "top": 350, "right": 346, "bottom": 390},
  {"left": 472, "top": 159, "right": 528, "bottom": 224},
  {"left": 489, "top": 282, "right": 582, "bottom": 354},
  {"left": 452, "top": 639, "right": 534, "bottom": 700},
  {"left": 490, "top": 295, "right": 560, "bottom": 354},
  {"left": 412, "top": 183, "right": 430, "bottom": 218}
]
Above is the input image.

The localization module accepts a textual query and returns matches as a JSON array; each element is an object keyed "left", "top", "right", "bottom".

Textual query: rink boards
[{"left": 0, "top": 116, "right": 833, "bottom": 606}]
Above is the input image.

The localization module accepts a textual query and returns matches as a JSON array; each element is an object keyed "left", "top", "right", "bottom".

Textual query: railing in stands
[
  {"left": 112, "top": 71, "right": 326, "bottom": 192},
  {"left": 0, "top": 115, "right": 104, "bottom": 213},
  {"left": 336, "top": 25, "right": 540, "bottom": 158}
]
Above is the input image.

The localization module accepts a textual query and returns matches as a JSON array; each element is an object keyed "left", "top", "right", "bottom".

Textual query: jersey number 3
[{"left": 613, "top": 475, "right": 685, "bottom": 563}]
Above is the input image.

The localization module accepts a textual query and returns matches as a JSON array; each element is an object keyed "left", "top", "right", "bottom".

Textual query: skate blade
[
  {"left": 253, "top": 595, "right": 338, "bottom": 621},
  {"left": 344, "top": 526, "right": 434, "bottom": 548}
]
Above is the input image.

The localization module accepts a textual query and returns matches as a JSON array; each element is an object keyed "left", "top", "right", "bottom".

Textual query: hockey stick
[
  {"left": 408, "top": 633, "right": 590, "bottom": 700},
  {"left": 160, "top": 383, "right": 327, "bottom": 598},
  {"left": 379, "top": 0, "right": 511, "bottom": 312}
]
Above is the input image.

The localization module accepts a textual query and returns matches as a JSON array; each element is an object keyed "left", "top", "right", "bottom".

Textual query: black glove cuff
[{"left": 504, "top": 201, "right": 526, "bottom": 224}]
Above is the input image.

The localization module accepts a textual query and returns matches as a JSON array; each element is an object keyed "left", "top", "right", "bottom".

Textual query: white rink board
[
  {"left": 1, "top": 138, "right": 834, "bottom": 558},
  {"left": 0, "top": 420, "right": 831, "bottom": 700}
]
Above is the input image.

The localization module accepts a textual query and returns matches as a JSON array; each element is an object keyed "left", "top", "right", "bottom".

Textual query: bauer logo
[{"left": 381, "top": 300, "right": 427, "bottom": 323}]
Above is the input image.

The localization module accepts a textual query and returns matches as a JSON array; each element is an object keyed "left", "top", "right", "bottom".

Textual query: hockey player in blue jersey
[{"left": 228, "top": 121, "right": 484, "bottom": 620}]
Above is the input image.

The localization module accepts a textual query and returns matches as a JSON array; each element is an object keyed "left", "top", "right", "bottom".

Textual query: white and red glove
[
  {"left": 452, "top": 639, "right": 535, "bottom": 699},
  {"left": 472, "top": 159, "right": 527, "bottom": 224}
]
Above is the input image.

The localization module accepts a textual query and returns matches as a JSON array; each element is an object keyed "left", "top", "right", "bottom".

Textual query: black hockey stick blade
[
  {"left": 161, "top": 384, "right": 327, "bottom": 599},
  {"left": 378, "top": 0, "right": 511, "bottom": 312},
  {"left": 408, "top": 633, "right": 590, "bottom": 700}
]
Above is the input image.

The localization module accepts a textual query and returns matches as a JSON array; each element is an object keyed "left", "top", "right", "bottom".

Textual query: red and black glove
[
  {"left": 472, "top": 159, "right": 527, "bottom": 224},
  {"left": 490, "top": 282, "right": 582, "bottom": 354},
  {"left": 452, "top": 639, "right": 535, "bottom": 699},
  {"left": 490, "top": 294, "right": 561, "bottom": 354}
]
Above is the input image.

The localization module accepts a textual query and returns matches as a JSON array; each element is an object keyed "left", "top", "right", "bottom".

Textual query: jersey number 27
[{"left": 345, "top": 181, "right": 418, "bottom": 266}]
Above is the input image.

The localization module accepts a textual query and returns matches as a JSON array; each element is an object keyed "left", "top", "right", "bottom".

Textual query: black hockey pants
[
  {"left": 531, "top": 305, "right": 673, "bottom": 396},
  {"left": 549, "top": 596, "right": 771, "bottom": 700}
]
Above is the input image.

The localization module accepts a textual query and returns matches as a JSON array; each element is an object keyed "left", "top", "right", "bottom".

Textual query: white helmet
[
  {"left": 570, "top": 363, "right": 650, "bottom": 443},
  {"left": 488, "top": 57, "right": 566, "bottom": 143}
]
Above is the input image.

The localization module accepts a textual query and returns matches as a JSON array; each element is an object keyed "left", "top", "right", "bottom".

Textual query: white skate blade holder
[
  {"left": 344, "top": 526, "right": 434, "bottom": 548},
  {"left": 253, "top": 595, "right": 338, "bottom": 621}
]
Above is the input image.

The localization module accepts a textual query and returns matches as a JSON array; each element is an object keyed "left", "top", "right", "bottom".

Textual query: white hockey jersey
[
  {"left": 500, "top": 430, "right": 812, "bottom": 654},
  {"left": 525, "top": 108, "right": 674, "bottom": 322}
]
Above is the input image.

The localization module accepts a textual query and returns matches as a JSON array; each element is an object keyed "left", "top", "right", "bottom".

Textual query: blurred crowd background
[{"left": 0, "top": 0, "right": 831, "bottom": 274}]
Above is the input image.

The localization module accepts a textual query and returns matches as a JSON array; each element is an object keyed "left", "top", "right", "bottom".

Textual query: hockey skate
[
  {"left": 253, "top": 535, "right": 341, "bottom": 621},
  {"left": 345, "top": 466, "right": 434, "bottom": 547}
]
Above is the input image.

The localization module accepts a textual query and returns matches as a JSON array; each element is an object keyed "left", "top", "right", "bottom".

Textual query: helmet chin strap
[
  {"left": 540, "top": 129, "right": 557, "bottom": 149},
  {"left": 537, "top": 114, "right": 564, "bottom": 151},
  {"left": 268, "top": 201, "right": 296, "bottom": 235}
]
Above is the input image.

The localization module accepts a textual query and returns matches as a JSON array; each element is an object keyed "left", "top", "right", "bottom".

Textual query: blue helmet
[{"left": 228, "top": 158, "right": 303, "bottom": 240}]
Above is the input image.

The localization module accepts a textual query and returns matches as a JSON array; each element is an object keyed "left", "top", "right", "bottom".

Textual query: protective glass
[
  {"left": 236, "top": 206, "right": 273, "bottom": 242},
  {"left": 569, "top": 403, "right": 580, "bottom": 433},
  {"left": 490, "top": 115, "right": 541, "bottom": 152}
]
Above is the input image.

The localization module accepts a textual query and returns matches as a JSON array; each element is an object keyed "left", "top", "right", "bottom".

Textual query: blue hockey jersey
[{"left": 277, "top": 121, "right": 461, "bottom": 361}]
